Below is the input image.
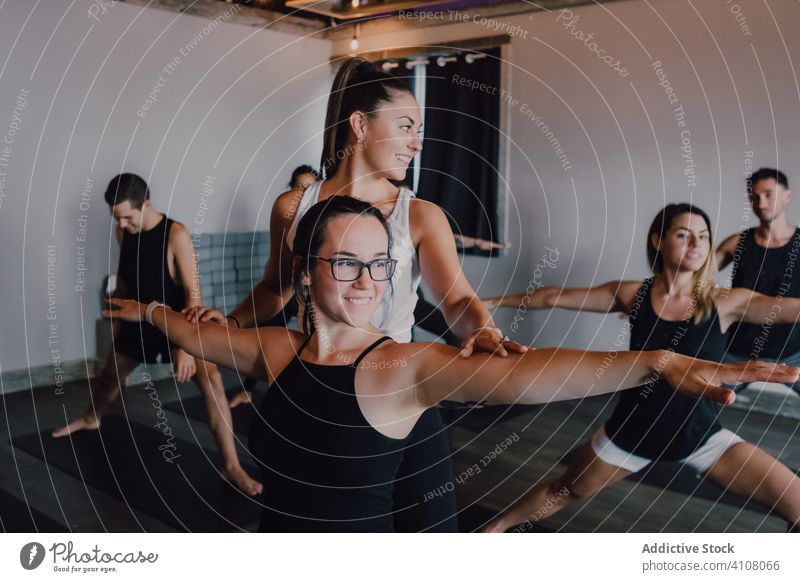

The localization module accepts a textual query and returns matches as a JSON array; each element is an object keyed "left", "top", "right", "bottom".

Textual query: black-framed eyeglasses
[{"left": 311, "top": 256, "right": 397, "bottom": 282}]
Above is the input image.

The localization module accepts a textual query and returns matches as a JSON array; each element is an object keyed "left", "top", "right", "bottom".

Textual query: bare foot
[
  {"left": 223, "top": 465, "right": 263, "bottom": 496},
  {"left": 52, "top": 415, "right": 101, "bottom": 438},
  {"left": 229, "top": 390, "right": 253, "bottom": 409}
]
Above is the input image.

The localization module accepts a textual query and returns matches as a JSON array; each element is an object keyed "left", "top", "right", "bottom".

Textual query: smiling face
[
  {"left": 749, "top": 178, "right": 792, "bottom": 224},
  {"left": 651, "top": 212, "right": 711, "bottom": 273},
  {"left": 303, "top": 214, "right": 391, "bottom": 329},
  {"left": 355, "top": 91, "right": 423, "bottom": 182},
  {"left": 110, "top": 199, "right": 149, "bottom": 234}
]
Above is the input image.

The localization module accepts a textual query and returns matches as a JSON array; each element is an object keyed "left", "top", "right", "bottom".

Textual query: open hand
[
  {"left": 660, "top": 352, "right": 800, "bottom": 405},
  {"left": 101, "top": 297, "right": 145, "bottom": 322},
  {"left": 459, "top": 326, "right": 529, "bottom": 358}
]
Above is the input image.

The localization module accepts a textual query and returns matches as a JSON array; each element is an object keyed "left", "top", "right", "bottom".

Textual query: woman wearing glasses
[
  {"left": 104, "top": 197, "right": 796, "bottom": 532},
  {"left": 188, "top": 57, "right": 526, "bottom": 531}
]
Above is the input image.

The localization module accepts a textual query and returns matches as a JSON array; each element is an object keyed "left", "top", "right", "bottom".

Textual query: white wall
[
  {"left": 334, "top": 0, "right": 800, "bottom": 349},
  {"left": 0, "top": 0, "right": 331, "bottom": 373},
  {"left": 4, "top": 0, "right": 800, "bottom": 378}
]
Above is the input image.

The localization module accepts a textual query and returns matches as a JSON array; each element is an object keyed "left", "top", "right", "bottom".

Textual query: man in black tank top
[
  {"left": 717, "top": 167, "right": 800, "bottom": 394},
  {"left": 52, "top": 174, "right": 263, "bottom": 496}
]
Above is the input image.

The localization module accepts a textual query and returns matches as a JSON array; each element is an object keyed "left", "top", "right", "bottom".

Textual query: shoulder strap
[
  {"left": 164, "top": 216, "right": 181, "bottom": 239},
  {"left": 352, "top": 336, "right": 392, "bottom": 368},
  {"left": 401, "top": 186, "right": 416, "bottom": 199},
  {"left": 162, "top": 216, "right": 173, "bottom": 274},
  {"left": 388, "top": 187, "right": 415, "bottom": 223},
  {"left": 628, "top": 277, "right": 652, "bottom": 320},
  {"left": 739, "top": 227, "right": 755, "bottom": 251}
]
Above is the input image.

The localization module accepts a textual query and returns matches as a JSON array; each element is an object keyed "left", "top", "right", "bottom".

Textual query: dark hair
[
  {"left": 292, "top": 196, "right": 393, "bottom": 334},
  {"left": 647, "top": 203, "right": 716, "bottom": 323},
  {"left": 747, "top": 167, "right": 789, "bottom": 191},
  {"left": 320, "top": 57, "right": 414, "bottom": 179},
  {"left": 104, "top": 173, "right": 150, "bottom": 209},
  {"left": 289, "top": 165, "right": 319, "bottom": 188}
]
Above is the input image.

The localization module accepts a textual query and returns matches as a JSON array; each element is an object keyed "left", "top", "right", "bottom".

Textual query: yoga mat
[
  {"left": 456, "top": 503, "right": 554, "bottom": 533},
  {"left": 12, "top": 415, "right": 262, "bottom": 532},
  {"left": 0, "top": 489, "right": 69, "bottom": 533},
  {"left": 164, "top": 386, "right": 262, "bottom": 436}
]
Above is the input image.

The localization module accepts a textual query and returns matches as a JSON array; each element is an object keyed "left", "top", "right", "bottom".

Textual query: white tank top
[{"left": 286, "top": 180, "right": 421, "bottom": 343}]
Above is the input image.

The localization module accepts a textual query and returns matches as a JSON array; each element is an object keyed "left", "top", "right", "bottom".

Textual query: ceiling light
[{"left": 350, "top": 22, "right": 361, "bottom": 51}]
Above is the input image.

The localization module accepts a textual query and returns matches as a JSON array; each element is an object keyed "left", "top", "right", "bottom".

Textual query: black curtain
[{"left": 417, "top": 48, "right": 500, "bottom": 252}]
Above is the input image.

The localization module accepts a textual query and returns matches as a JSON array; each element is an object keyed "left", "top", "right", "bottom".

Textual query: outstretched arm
[
  {"left": 410, "top": 343, "right": 798, "bottom": 408},
  {"left": 103, "top": 298, "right": 268, "bottom": 380},
  {"left": 717, "top": 287, "right": 800, "bottom": 328},
  {"left": 484, "top": 280, "right": 639, "bottom": 313},
  {"left": 716, "top": 232, "right": 741, "bottom": 271}
]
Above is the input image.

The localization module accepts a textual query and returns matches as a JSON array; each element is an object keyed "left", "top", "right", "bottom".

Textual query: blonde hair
[{"left": 647, "top": 203, "right": 718, "bottom": 323}]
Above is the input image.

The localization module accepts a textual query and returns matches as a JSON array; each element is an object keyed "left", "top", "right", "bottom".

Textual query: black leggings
[{"left": 392, "top": 408, "right": 458, "bottom": 532}]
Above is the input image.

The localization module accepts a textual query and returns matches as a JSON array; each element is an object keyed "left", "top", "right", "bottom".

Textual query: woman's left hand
[
  {"left": 101, "top": 297, "right": 146, "bottom": 322},
  {"left": 459, "top": 327, "right": 529, "bottom": 358}
]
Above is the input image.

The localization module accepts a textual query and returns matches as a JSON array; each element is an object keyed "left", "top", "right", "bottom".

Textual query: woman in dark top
[
  {"left": 102, "top": 198, "right": 796, "bottom": 532},
  {"left": 483, "top": 203, "right": 800, "bottom": 533}
]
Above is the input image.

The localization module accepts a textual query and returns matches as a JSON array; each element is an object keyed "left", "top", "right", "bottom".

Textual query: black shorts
[{"left": 114, "top": 321, "right": 177, "bottom": 364}]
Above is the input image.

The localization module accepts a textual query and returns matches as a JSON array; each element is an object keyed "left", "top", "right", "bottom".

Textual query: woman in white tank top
[{"left": 225, "top": 57, "right": 525, "bottom": 357}]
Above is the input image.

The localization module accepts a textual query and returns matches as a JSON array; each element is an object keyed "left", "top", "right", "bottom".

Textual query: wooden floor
[
  {"left": 448, "top": 396, "right": 799, "bottom": 533},
  {"left": 1, "top": 370, "right": 797, "bottom": 532}
]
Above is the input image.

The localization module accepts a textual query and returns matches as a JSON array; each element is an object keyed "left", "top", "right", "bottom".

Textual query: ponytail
[
  {"left": 320, "top": 57, "right": 413, "bottom": 179},
  {"left": 321, "top": 58, "right": 366, "bottom": 180}
]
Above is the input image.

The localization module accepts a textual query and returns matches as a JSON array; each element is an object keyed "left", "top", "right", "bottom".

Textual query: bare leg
[
  {"left": 230, "top": 377, "right": 258, "bottom": 408},
  {"left": 229, "top": 389, "right": 253, "bottom": 409},
  {"left": 52, "top": 352, "right": 139, "bottom": 437},
  {"left": 482, "top": 443, "right": 633, "bottom": 532},
  {"left": 192, "top": 358, "right": 263, "bottom": 496},
  {"left": 705, "top": 442, "right": 800, "bottom": 532}
]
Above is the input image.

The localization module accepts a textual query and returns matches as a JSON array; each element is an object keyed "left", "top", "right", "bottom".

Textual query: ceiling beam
[
  {"left": 119, "top": 0, "right": 327, "bottom": 36},
  {"left": 120, "top": 0, "right": 628, "bottom": 39},
  {"left": 325, "top": 0, "right": 628, "bottom": 41}
]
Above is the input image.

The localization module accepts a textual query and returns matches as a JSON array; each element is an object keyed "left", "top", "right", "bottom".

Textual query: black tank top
[
  {"left": 727, "top": 227, "right": 800, "bottom": 358},
  {"left": 117, "top": 215, "right": 185, "bottom": 310},
  {"left": 604, "top": 278, "right": 725, "bottom": 461},
  {"left": 249, "top": 335, "right": 408, "bottom": 532}
]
